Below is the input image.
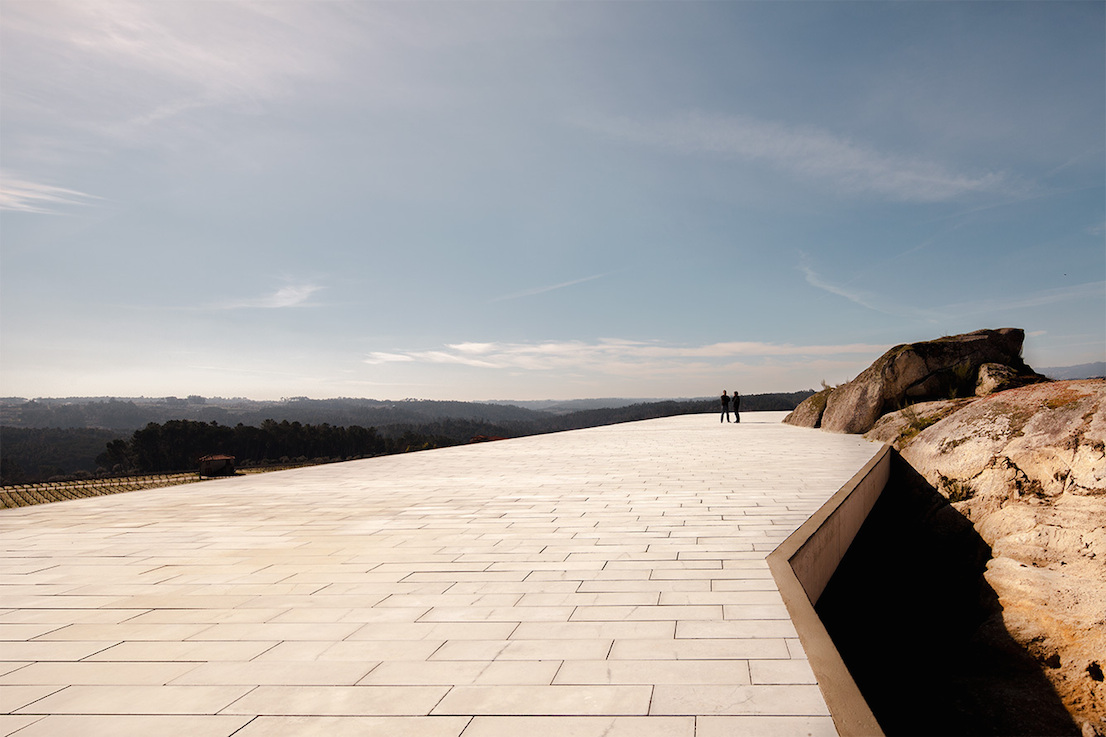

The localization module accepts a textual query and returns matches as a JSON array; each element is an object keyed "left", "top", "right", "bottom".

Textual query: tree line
[
  {"left": 1, "top": 391, "right": 813, "bottom": 483},
  {"left": 94, "top": 419, "right": 454, "bottom": 475}
]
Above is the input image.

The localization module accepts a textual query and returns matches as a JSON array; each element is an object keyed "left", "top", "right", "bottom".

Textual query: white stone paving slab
[{"left": 0, "top": 412, "right": 879, "bottom": 736}]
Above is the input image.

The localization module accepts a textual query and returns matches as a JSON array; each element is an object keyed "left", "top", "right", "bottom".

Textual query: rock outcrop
[
  {"left": 897, "top": 380, "right": 1106, "bottom": 736},
  {"left": 789, "top": 328, "right": 1104, "bottom": 733},
  {"left": 784, "top": 328, "right": 1044, "bottom": 433}
]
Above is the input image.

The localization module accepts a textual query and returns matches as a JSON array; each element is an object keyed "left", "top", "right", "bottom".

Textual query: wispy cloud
[
  {"left": 215, "top": 284, "right": 323, "bottom": 310},
  {"left": 0, "top": 175, "right": 102, "bottom": 214},
  {"left": 1, "top": 2, "right": 339, "bottom": 148},
  {"left": 364, "top": 338, "right": 888, "bottom": 375},
  {"left": 935, "top": 280, "right": 1105, "bottom": 316},
  {"left": 579, "top": 111, "right": 1018, "bottom": 203},
  {"left": 490, "top": 273, "right": 611, "bottom": 302},
  {"left": 798, "top": 257, "right": 894, "bottom": 315}
]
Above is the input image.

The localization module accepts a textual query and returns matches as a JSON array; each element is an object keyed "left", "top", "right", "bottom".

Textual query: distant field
[{"left": 0, "top": 464, "right": 310, "bottom": 509}]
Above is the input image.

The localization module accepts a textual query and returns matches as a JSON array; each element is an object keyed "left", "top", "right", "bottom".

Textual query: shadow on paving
[{"left": 817, "top": 453, "right": 1079, "bottom": 737}]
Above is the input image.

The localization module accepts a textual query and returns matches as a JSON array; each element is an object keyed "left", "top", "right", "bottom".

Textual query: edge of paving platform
[{"left": 767, "top": 442, "right": 892, "bottom": 737}]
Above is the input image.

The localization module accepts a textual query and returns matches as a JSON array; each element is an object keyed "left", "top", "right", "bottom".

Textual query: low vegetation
[{"left": 1, "top": 392, "right": 815, "bottom": 496}]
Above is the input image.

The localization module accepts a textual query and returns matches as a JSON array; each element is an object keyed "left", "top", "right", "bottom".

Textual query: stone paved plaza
[{"left": 1, "top": 413, "right": 881, "bottom": 737}]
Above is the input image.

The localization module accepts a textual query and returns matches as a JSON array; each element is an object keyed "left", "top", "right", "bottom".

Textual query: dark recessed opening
[{"left": 816, "top": 453, "right": 1079, "bottom": 736}]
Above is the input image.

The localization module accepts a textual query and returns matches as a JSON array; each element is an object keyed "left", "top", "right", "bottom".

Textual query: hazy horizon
[
  {"left": 4, "top": 356, "right": 1103, "bottom": 405},
  {"left": 2, "top": 2, "right": 1103, "bottom": 401}
]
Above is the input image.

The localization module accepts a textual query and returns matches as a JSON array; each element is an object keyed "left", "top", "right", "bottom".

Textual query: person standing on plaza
[
  {"left": 720, "top": 390, "right": 731, "bottom": 423},
  {"left": 733, "top": 390, "right": 741, "bottom": 423}
]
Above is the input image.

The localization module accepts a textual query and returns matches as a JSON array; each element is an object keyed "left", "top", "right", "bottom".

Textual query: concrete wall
[{"left": 767, "top": 443, "right": 892, "bottom": 737}]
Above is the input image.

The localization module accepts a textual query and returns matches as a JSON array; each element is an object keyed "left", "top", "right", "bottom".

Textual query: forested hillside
[
  {"left": 1, "top": 392, "right": 813, "bottom": 484},
  {"left": 0, "top": 396, "right": 549, "bottom": 431}
]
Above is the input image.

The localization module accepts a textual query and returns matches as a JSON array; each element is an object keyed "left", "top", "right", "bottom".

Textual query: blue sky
[{"left": 2, "top": 1, "right": 1103, "bottom": 401}]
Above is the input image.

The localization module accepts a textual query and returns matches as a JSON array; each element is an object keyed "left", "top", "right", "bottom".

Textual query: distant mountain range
[
  {"left": 485, "top": 397, "right": 700, "bottom": 414},
  {"left": 1039, "top": 362, "right": 1106, "bottom": 380},
  {"left": 0, "top": 392, "right": 813, "bottom": 483},
  {"left": 0, "top": 392, "right": 813, "bottom": 432}
]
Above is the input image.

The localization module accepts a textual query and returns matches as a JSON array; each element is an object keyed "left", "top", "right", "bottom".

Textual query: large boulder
[
  {"left": 782, "top": 387, "right": 831, "bottom": 428},
  {"left": 901, "top": 379, "right": 1106, "bottom": 736},
  {"left": 819, "top": 328, "right": 1038, "bottom": 434}
]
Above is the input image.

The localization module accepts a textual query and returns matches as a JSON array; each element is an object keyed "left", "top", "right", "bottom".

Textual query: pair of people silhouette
[{"left": 720, "top": 390, "right": 740, "bottom": 423}]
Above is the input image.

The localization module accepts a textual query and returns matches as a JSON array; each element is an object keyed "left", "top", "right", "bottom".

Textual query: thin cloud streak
[
  {"left": 798, "top": 258, "right": 894, "bottom": 315},
  {"left": 490, "top": 273, "right": 611, "bottom": 302},
  {"left": 214, "top": 284, "right": 323, "bottom": 310},
  {"left": 1, "top": 1, "right": 338, "bottom": 149},
  {"left": 580, "top": 111, "right": 1018, "bottom": 203},
  {"left": 935, "top": 281, "right": 1106, "bottom": 316},
  {"left": 364, "top": 338, "right": 889, "bottom": 375},
  {"left": 0, "top": 175, "right": 102, "bottom": 214}
]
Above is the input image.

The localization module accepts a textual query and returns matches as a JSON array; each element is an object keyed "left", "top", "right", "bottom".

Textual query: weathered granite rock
[
  {"left": 900, "top": 380, "right": 1106, "bottom": 735},
  {"left": 782, "top": 387, "right": 831, "bottom": 428},
  {"left": 818, "top": 328, "right": 1037, "bottom": 434},
  {"left": 977, "top": 362, "right": 1020, "bottom": 396},
  {"left": 863, "top": 398, "right": 976, "bottom": 448}
]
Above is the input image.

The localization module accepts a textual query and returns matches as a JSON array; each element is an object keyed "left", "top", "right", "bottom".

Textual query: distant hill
[
  {"left": 0, "top": 396, "right": 549, "bottom": 431},
  {"left": 1039, "top": 362, "right": 1106, "bottom": 380},
  {"left": 0, "top": 393, "right": 814, "bottom": 431},
  {"left": 488, "top": 397, "right": 691, "bottom": 414},
  {"left": 1, "top": 392, "right": 814, "bottom": 483}
]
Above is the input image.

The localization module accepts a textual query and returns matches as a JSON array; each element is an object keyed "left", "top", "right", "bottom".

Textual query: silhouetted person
[
  {"left": 720, "top": 390, "right": 731, "bottom": 422},
  {"left": 733, "top": 390, "right": 741, "bottom": 423}
]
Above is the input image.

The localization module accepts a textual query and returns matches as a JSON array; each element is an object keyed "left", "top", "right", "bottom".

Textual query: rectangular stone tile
[
  {"left": 123, "top": 608, "right": 287, "bottom": 624},
  {"left": 85, "top": 640, "right": 277, "bottom": 662},
  {"left": 36, "top": 623, "right": 213, "bottom": 641},
  {"left": 602, "top": 560, "right": 721, "bottom": 570},
  {"left": 0, "top": 684, "right": 64, "bottom": 713},
  {"left": 554, "top": 660, "right": 751, "bottom": 685},
  {"left": 649, "top": 685, "right": 831, "bottom": 716},
  {"left": 524, "top": 570, "right": 650, "bottom": 582},
  {"left": 16, "top": 685, "right": 253, "bottom": 715},
  {"left": 418, "top": 607, "right": 574, "bottom": 623},
  {"left": 377, "top": 594, "right": 520, "bottom": 609},
  {"left": 360, "top": 660, "right": 560, "bottom": 686},
  {"left": 314, "top": 582, "right": 451, "bottom": 596},
  {"left": 170, "top": 661, "right": 375, "bottom": 686},
  {"left": 222, "top": 686, "right": 449, "bottom": 716},
  {"left": 717, "top": 604, "right": 791, "bottom": 620},
  {"left": 658, "top": 591, "right": 783, "bottom": 606},
  {"left": 749, "top": 659, "right": 818, "bottom": 685},
  {"left": 675, "top": 620, "right": 798, "bottom": 639},
  {"left": 0, "top": 661, "right": 201, "bottom": 685},
  {"left": 3, "top": 715, "right": 253, "bottom": 737},
  {"left": 430, "top": 639, "right": 611, "bottom": 661},
  {"left": 402, "top": 572, "right": 528, "bottom": 583},
  {"left": 575, "top": 580, "right": 708, "bottom": 593},
  {"left": 104, "top": 596, "right": 255, "bottom": 610},
  {"left": 0, "top": 608, "right": 145, "bottom": 625},
  {"left": 0, "top": 623, "right": 66, "bottom": 640},
  {"left": 460, "top": 716, "right": 694, "bottom": 737},
  {"left": 317, "top": 640, "right": 444, "bottom": 662},
  {"left": 695, "top": 715, "right": 838, "bottom": 737},
  {"left": 231, "top": 716, "right": 471, "bottom": 737},
  {"left": 0, "top": 641, "right": 114, "bottom": 661},
  {"left": 187, "top": 622, "right": 363, "bottom": 641},
  {"left": 509, "top": 622, "right": 674, "bottom": 640},
  {"left": 430, "top": 685, "right": 651, "bottom": 716},
  {"left": 569, "top": 605, "right": 720, "bottom": 622},
  {"left": 0, "top": 661, "right": 29, "bottom": 677},
  {"left": 440, "top": 581, "right": 579, "bottom": 595},
  {"left": 346, "top": 622, "right": 518, "bottom": 641},
  {"left": 608, "top": 638, "right": 789, "bottom": 660},
  {"left": 0, "top": 715, "right": 43, "bottom": 736},
  {"left": 516, "top": 592, "right": 659, "bottom": 607}
]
